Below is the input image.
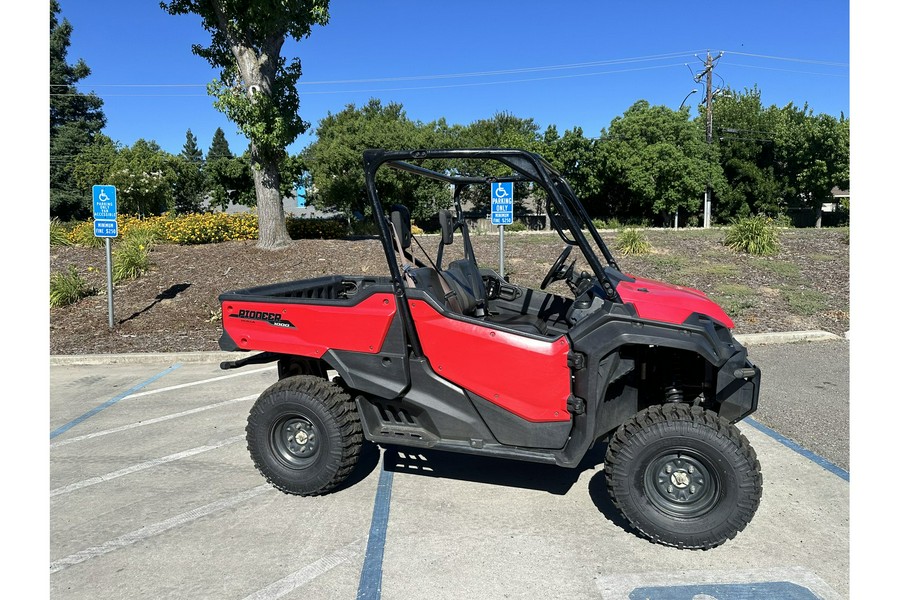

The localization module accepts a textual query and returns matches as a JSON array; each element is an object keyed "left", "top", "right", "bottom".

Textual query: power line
[
  {"left": 722, "top": 50, "right": 848, "bottom": 67},
  {"left": 50, "top": 62, "right": 690, "bottom": 98},
  {"left": 50, "top": 50, "right": 706, "bottom": 89},
  {"left": 723, "top": 62, "right": 848, "bottom": 78}
]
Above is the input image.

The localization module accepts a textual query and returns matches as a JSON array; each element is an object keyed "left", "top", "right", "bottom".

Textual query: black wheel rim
[
  {"left": 271, "top": 415, "right": 320, "bottom": 469},
  {"left": 643, "top": 450, "right": 720, "bottom": 518}
]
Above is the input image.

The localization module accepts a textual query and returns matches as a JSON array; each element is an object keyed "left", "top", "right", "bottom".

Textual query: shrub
[
  {"left": 504, "top": 221, "right": 528, "bottom": 232},
  {"left": 50, "top": 219, "right": 72, "bottom": 246},
  {"left": 67, "top": 221, "right": 104, "bottom": 248},
  {"left": 616, "top": 228, "right": 652, "bottom": 255},
  {"left": 724, "top": 215, "right": 780, "bottom": 256},
  {"left": 772, "top": 213, "right": 793, "bottom": 228},
  {"left": 50, "top": 266, "right": 94, "bottom": 307},
  {"left": 113, "top": 236, "right": 152, "bottom": 282}
]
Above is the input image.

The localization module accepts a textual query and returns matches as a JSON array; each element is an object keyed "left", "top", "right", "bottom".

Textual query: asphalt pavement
[{"left": 45, "top": 332, "right": 851, "bottom": 599}]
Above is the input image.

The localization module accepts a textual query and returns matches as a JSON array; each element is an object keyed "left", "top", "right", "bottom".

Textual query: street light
[{"left": 679, "top": 89, "right": 698, "bottom": 111}]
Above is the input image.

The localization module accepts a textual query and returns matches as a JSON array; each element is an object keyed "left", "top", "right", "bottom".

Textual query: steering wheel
[{"left": 541, "top": 245, "right": 573, "bottom": 290}]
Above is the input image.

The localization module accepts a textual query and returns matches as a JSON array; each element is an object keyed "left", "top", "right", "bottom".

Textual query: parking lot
[{"left": 49, "top": 340, "right": 849, "bottom": 600}]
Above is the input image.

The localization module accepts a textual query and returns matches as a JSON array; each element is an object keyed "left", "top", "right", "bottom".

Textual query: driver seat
[{"left": 437, "top": 210, "right": 549, "bottom": 336}]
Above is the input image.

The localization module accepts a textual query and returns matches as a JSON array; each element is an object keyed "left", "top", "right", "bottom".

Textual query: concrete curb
[
  {"left": 49, "top": 330, "right": 844, "bottom": 366},
  {"left": 734, "top": 330, "right": 843, "bottom": 346}
]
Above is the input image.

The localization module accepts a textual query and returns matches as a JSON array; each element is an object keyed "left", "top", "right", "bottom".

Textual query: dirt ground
[{"left": 49, "top": 227, "right": 849, "bottom": 355}]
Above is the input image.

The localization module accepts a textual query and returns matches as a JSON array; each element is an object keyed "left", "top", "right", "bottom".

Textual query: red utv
[{"left": 218, "top": 149, "right": 762, "bottom": 549}]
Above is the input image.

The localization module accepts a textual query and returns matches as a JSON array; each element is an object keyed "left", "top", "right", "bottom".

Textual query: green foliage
[
  {"left": 161, "top": 0, "right": 329, "bottom": 160},
  {"left": 206, "top": 155, "right": 255, "bottom": 210},
  {"left": 207, "top": 128, "right": 234, "bottom": 161},
  {"left": 773, "top": 102, "right": 849, "bottom": 219},
  {"left": 50, "top": 219, "right": 72, "bottom": 246},
  {"left": 772, "top": 213, "right": 793, "bottom": 228},
  {"left": 181, "top": 128, "right": 203, "bottom": 162},
  {"left": 303, "top": 99, "right": 453, "bottom": 219},
  {"left": 286, "top": 217, "right": 348, "bottom": 239},
  {"left": 595, "top": 100, "right": 718, "bottom": 224},
  {"left": 67, "top": 221, "right": 104, "bottom": 248},
  {"left": 112, "top": 236, "right": 153, "bottom": 282},
  {"left": 50, "top": 0, "right": 106, "bottom": 221},
  {"left": 712, "top": 86, "right": 781, "bottom": 219},
  {"left": 74, "top": 137, "right": 180, "bottom": 217},
  {"left": 50, "top": 266, "right": 94, "bottom": 308},
  {"left": 505, "top": 221, "right": 528, "bottom": 232},
  {"left": 616, "top": 229, "right": 652, "bottom": 255},
  {"left": 724, "top": 215, "right": 780, "bottom": 256}
]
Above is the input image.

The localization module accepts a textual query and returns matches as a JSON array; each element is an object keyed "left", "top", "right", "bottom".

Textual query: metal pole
[
  {"left": 499, "top": 225, "right": 505, "bottom": 279},
  {"left": 105, "top": 237, "right": 114, "bottom": 329},
  {"left": 704, "top": 51, "right": 714, "bottom": 229}
]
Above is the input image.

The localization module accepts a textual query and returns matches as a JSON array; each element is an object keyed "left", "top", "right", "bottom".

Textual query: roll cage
[{"left": 362, "top": 148, "right": 624, "bottom": 304}]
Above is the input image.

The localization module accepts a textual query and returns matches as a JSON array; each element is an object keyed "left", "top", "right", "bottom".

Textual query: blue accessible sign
[
  {"left": 92, "top": 185, "right": 118, "bottom": 238},
  {"left": 490, "top": 182, "right": 513, "bottom": 225}
]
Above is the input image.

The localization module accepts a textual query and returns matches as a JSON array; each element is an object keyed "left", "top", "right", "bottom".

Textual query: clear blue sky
[{"left": 52, "top": 0, "right": 850, "bottom": 157}]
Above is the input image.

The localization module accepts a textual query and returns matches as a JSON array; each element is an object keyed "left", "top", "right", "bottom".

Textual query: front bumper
[{"left": 716, "top": 350, "right": 762, "bottom": 423}]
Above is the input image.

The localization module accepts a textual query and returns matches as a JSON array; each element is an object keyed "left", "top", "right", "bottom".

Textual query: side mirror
[{"left": 439, "top": 210, "right": 454, "bottom": 246}]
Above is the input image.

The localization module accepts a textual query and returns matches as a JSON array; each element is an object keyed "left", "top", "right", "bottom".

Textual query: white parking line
[
  {"left": 49, "top": 484, "right": 273, "bottom": 574},
  {"left": 241, "top": 538, "right": 365, "bottom": 600},
  {"left": 50, "top": 395, "right": 256, "bottom": 449},
  {"left": 50, "top": 435, "right": 245, "bottom": 497},
  {"left": 123, "top": 365, "right": 276, "bottom": 400}
]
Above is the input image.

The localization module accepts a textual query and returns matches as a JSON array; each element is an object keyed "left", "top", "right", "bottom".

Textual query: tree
[
  {"left": 173, "top": 129, "right": 207, "bottom": 214},
  {"left": 595, "top": 101, "right": 721, "bottom": 225},
  {"left": 303, "top": 99, "right": 450, "bottom": 219},
  {"left": 710, "top": 86, "right": 781, "bottom": 220},
  {"left": 181, "top": 128, "right": 204, "bottom": 162},
  {"left": 75, "top": 138, "right": 179, "bottom": 217},
  {"left": 206, "top": 154, "right": 254, "bottom": 211},
  {"left": 50, "top": 0, "right": 106, "bottom": 220},
  {"left": 456, "top": 112, "right": 543, "bottom": 214},
  {"left": 773, "top": 104, "right": 849, "bottom": 227},
  {"left": 207, "top": 127, "right": 233, "bottom": 161},
  {"left": 161, "top": 0, "right": 331, "bottom": 249}
]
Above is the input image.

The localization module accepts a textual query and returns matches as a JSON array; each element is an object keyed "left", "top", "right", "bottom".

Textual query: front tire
[
  {"left": 246, "top": 375, "right": 362, "bottom": 496},
  {"left": 604, "top": 404, "right": 762, "bottom": 549}
]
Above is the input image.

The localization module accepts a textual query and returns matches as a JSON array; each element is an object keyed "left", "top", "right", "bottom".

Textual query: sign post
[
  {"left": 490, "top": 182, "right": 513, "bottom": 279},
  {"left": 92, "top": 185, "right": 118, "bottom": 329}
]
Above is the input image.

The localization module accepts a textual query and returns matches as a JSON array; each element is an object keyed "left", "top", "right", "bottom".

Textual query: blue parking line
[
  {"left": 744, "top": 417, "right": 849, "bottom": 482},
  {"left": 630, "top": 581, "right": 819, "bottom": 599},
  {"left": 50, "top": 364, "right": 182, "bottom": 440},
  {"left": 356, "top": 465, "right": 394, "bottom": 600}
]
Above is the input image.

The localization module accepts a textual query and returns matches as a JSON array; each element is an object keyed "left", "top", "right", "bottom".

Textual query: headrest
[{"left": 390, "top": 205, "right": 411, "bottom": 250}]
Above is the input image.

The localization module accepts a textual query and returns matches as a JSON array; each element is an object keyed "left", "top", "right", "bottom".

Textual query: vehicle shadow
[
  {"left": 379, "top": 442, "right": 609, "bottom": 497},
  {"left": 333, "top": 440, "right": 382, "bottom": 492}
]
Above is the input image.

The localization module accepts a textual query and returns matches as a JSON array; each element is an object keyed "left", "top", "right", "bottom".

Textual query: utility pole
[{"left": 695, "top": 50, "right": 723, "bottom": 228}]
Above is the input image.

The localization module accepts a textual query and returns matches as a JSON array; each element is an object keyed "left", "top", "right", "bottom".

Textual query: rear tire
[
  {"left": 604, "top": 404, "right": 762, "bottom": 549},
  {"left": 246, "top": 375, "right": 362, "bottom": 496}
]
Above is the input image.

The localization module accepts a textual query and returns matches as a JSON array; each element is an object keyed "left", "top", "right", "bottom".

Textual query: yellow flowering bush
[{"left": 58, "top": 211, "right": 348, "bottom": 247}]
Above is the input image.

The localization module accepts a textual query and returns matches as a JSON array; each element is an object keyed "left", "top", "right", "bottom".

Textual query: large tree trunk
[
  {"left": 214, "top": 5, "right": 291, "bottom": 250},
  {"left": 251, "top": 142, "right": 291, "bottom": 249}
]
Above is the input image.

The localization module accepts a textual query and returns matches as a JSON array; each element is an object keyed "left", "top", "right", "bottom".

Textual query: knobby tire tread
[
  {"left": 604, "top": 403, "right": 762, "bottom": 550},
  {"left": 247, "top": 375, "right": 362, "bottom": 497}
]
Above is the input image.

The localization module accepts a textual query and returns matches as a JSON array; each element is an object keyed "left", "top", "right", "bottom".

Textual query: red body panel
[
  {"left": 409, "top": 300, "right": 572, "bottom": 422},
  {"left": 222, "top": 294, "right": 397, "bottom": 357},
  {"left": 616, "top": 275, "right": 734, "bottom": 328}
]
